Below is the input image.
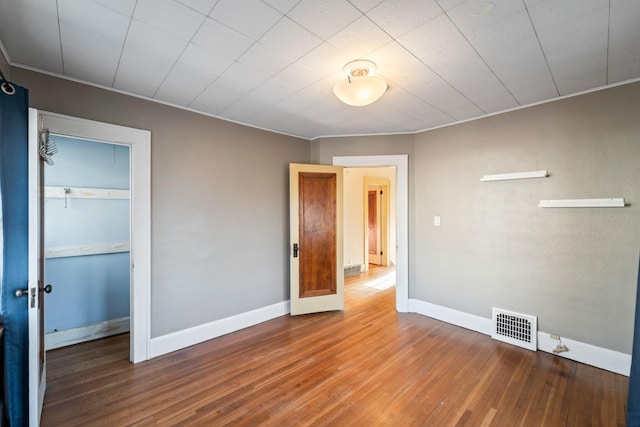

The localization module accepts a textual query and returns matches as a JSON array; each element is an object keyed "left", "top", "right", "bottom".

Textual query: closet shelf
[{"left": 45, "top": 186, "right": 130, "bottom": 200}]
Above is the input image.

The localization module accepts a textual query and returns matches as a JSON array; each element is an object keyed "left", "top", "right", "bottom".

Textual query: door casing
[
  {"left": 28, "top": 108, "right": 46, "bottom": 426},
  {"left": 37, "top": 111, "right": 151, "bottom": 363},
  {"left": 334, "top": 155, "right": 409, "bottom": 313}
]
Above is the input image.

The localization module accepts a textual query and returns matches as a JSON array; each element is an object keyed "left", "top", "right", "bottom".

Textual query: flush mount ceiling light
[{"left": 333, "top": 59, "right": 388, "bottom": 107}]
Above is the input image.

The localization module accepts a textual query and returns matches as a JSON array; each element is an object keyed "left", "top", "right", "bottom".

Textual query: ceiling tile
[
  {"left": 524, "top": 0, "right": 608, "bottom": 27},
  {"left": 221, "top": 91, "right": 273, "bottom": 122},
  {"left": 254, "top": 77, "right": 300, "bottom": 103},
  {"left": 220, "top": 61, "right": 271, "bottom": 90},
  {"left": 91, "top": 0, "right": 137, "bottom": 16},
  {"left": 552, "top": 67, "right": 607, "bottom": 95},
  {"left": 407, "top": 77, "right": 483, "bottom": 120},
  {"left": 607, "top": 0, "right": 640, "bottom": 83},
  {"left": 192, "top": 18, "right": 254, "bottom": 60},
  {"left": 382, "top": 87, "right": 453, "bottom": 126},
  {"left": 58, "top": 0, "right": 130, "bottom": 86},
  {"left": 176, "top": 0, "right": 218, "bottom": 15},
  {"left": 367, "top": 0, "right": 443, "bottom": 39},
  {"left": 348, "top": 0, "right": 384, "bottom": 13},
  {"left": 0, "top": 0, "right": 63, "bottom": 73},
  {"left": 296, "top": 42, "right": 352, "bottom": 77},
  {"left": 154, "top": 62, "right": 215, "bottom": 105},
  {"left": 544, "top": 53, "right": 607, "bottom": 95},
  {"left": 134, "top": 0, "right": 205, "bottom": 40},
  {"left": 210, "top": 0, "right": 283, "bottom": 40},
  {"left": 238, "top": 43, "right": 293, "bottom": 76},
  {"left": 328, "top": 15, "right": 392, "bottom": 59},
  {"left": 59, "top": 23, "right": 123, "bottom": 86},
  {"left": 179, "top": 43, "right": 234, "bottom": 78},
  {"left": 114, "top": 62, "right": 170, "bottom": 97},
  {"left": 288, "top": 0, "right": 362, "bottom": 40},
  {"left": 275, "top": 61, "right": 323, "bottom": 88},
  {"left": 398, "top": 14, "right": 517, "bottom": 112},
  {"left": 526, "top": 0, "right": 608, "bottom": 94},
  {"left": 435, "top": 0, "right": 465, "bottom": 11},
  {"left": 259, "top": 17, "right": 322, "bottom": 60},
  {"left": 114, "top": 20, "right": 189, "bottom": 96},
  {"left": 446, "top": 1, "right": 557, "bottom": 104},
  {"left": 189, "top": 77, "right": 246, "bottom": 114},
  {"left": 59, "top": 0, "right": 130, "bottom": 41},
  {"left": 248, "top": 106, "right": 293, "bottom": 127},
  {"left": 273, "top": 87, "right": 323, "bottom": 114},
  {"left": 369, "top": 41, "right": 433, "bottom": 87},
  {"left": 261, "top": 0, "right": 300, "bottom": 14},
  {"left": 120, "top": 19, "right": 188, "bottom": 61}
]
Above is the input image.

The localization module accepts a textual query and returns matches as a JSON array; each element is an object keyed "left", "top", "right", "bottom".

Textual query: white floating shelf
[
  {"left": 480, "top": 170, "right": 548, "bottom": 182},
  {"left": 538, "top": 198, "right": 625, "bottom": 208}
]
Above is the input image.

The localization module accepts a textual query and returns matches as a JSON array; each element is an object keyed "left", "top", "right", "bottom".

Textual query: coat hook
[{"left": 64, "top": 188, "right": 71, "bottom": 208}]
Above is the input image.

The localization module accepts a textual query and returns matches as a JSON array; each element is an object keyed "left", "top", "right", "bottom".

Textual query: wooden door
[
  {"left": 364, "top": 177, "right": 390, "bottom": 268},
  {"left": 290, "top": 164, "right": 343, "bottom": 315},
  {"left": 28, "top": 108, "right": 46, "bottom": 425},
  {"left": 368, "top": 189, "right": 382, "bottom": 265}
]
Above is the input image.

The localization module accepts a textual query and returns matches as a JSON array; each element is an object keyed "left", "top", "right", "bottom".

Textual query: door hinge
[
  {"left": 380, "top": 251, "right": 383, "bottom": 255},
  {"left": 380, "top": 190, "right": 383, "bottom": 195}
]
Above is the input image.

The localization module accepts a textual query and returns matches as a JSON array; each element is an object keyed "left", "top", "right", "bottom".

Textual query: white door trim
[
  {"left": 28, "top": 108, "right": 45, "bottom": 427},
  {"left": 39, "top": 111, "right": 151, "bottom": 363},
  {"left": 333, "top": 155, "right": 409, "bottom": 313}
]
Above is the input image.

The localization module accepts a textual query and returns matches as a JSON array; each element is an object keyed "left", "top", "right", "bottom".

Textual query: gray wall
[
  {"left": 10, "top": 67, "right": 310, "bottom": 338},
  {"left": 313, "top": 82, "right": 640, "bottom": 355},
  {"left": 8, "top": 63, "right": 639, "bottom": 354},
  {"left": 0, "top": 47, "right": 10, "bottom": 81},
  {"left": 414, "top": 82, "right": 640, "bottom": 354}
]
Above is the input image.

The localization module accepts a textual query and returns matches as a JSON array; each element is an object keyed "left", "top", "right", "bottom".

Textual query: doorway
[
  {"left": 364, "top": 176, "right": 391, "bottom": 269},
  {"left": 334, "top": 155, "right": 409, "bottom": 313},
  {"left": 43, "top": 135, "right": 131, "bottom": 351},
  {"left": 38, "top": 111, "right": 150, "bottom": 363}
]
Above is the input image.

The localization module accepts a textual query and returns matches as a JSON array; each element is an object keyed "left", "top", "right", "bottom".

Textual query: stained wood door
[
  {"left": 368, "top": 189, "right": 382, "bottom": 265},
  {"left": 28, "top": 108, "right": 46, "bottom": 425},
  {"left": 290, "top": 164, "right": 343, "bottom": 315}
]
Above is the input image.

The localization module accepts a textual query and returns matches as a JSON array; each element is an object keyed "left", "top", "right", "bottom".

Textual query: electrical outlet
[{"left": 550, "top": 334, "right": 560, "bottom": 340}]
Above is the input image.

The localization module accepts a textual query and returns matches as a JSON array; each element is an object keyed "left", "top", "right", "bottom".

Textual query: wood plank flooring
[{"left": 42, "top": 265, "right": 628, "bottom": 426}]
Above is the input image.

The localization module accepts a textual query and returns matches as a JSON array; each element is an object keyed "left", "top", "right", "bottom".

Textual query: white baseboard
[
  {"left": 45, "top": 317, "right": 130, "bottom": 350},
  {"left": 149, "top": 301, "right": 290, "bottom": 359},
  {"left": 408, "top": 299, "right": 631, "bottom": 376},
  {"left": 537, "top": 332, "right": 630, "bottom": 376},
  {"left": 408, "top": 298, "right": 492, "bottom": 335}
]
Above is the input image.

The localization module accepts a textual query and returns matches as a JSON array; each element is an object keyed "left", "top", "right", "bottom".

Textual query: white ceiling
[{"left": 0, "top": 0, "right": 639, "bottom": 140}]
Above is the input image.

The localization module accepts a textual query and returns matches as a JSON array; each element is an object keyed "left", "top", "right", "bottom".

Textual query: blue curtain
[
  {"left": 0, "top": 79, "right": 29, "bottom": 426},
  {"left": 629, "top": 256, "right": 640, "bottom": 426}
]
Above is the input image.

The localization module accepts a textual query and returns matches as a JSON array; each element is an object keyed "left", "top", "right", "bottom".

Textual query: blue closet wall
[{"left": 44, "top": 135, "right": 130, "bottom": 333}]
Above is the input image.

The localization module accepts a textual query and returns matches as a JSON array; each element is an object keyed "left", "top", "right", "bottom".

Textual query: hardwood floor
[{"left": 42, "top": 265, "right": 628, "bottom": 426}]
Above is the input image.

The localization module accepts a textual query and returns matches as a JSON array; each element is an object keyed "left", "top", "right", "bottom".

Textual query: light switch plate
[{"left": 434, "top": 216, "right": 441, "bottom": 226}]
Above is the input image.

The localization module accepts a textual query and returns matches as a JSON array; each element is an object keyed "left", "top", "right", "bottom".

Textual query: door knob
[
  {"left": 15, "top": 288, "right": 28, "bottom": 298},
  {"left": 40, "top": 284, "right": 52, "bottom": 293}
]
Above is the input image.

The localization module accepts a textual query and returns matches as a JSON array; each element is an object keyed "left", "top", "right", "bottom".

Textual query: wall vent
[
  {"left": 491, "top": 308, "right": 537, "bottom": 351},
  {"left": 344, "top": 265, "right": 362, "bottom": 277}
]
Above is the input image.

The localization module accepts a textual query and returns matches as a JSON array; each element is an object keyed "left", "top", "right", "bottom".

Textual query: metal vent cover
[{"left": 491, "top": 308, "right": 537, "bottom": 351}]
